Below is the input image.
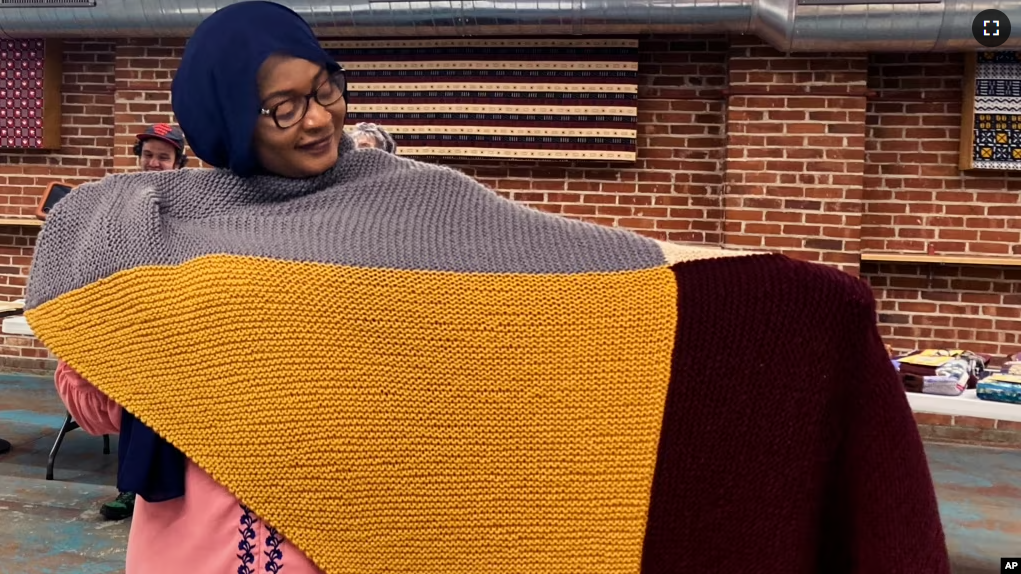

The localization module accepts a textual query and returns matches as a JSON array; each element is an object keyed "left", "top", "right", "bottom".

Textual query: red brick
[
  {"left": 953, "top": 416, "right": 997, "bottom": 429},
  {"left": 724, "top": 50, "right": 867, "bottom": 265},
  {"left": 914, "top": 412, "right": 953, "bottom": 426}
]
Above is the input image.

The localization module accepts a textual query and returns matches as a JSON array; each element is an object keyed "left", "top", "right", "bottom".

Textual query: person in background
[
  {"left": 98, "top": 122, "right": 188, "bottom": 522},
  {"left": 350, "top": 122, "right": 398, "bottom": 153},
  {"left": 134, "top": 123, "right": 189, "bottom": 172}
]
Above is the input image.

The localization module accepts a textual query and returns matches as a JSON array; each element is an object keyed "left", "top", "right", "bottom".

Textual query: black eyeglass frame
[{"left": 258, "top": 68, "right": 347, "bottom": 129}]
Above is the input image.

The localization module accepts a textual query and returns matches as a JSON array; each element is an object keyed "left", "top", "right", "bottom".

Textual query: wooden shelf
[
  {"left": 860, "top": 252, "right": 1021, "bottom": 267},
  {"left": 0, "top": 218, "right": 43, "bottom": 227}
]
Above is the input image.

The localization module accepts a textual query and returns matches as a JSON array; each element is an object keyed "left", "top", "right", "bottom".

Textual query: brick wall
[
  {"left": 0, "top": 40, "right": 117, "bottom": 372},
  {"left": 864, "top": 53, "right": 1021, "bottom": 258},
  {"left": 1, "top": 38, "right": 1021, "bottom": 374},
  {"left": 863, "top": 52, "right": 1021, "bottom": 356},
  {"left": 723, "top": 40, "right": 867, "bottom": 275},
  {"left": 113, "top": 39, "right": 189, "bottom": 172},
  {"left": 915, "top": 412, "right": 1021, "bottom": 447},
  {"left": 439, "top": 37, "right": 727, "bottom": 244}
]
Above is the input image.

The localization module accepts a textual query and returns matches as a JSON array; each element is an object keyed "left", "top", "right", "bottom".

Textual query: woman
[
  {"left": 351, "top": 122, "right": 399, "bottom": 153},
  {"left": 50, "top": 5, "right": 352, "bottom": 571},
  {"left": 28, "top": 2, "right": 949, "bottom": 574}
]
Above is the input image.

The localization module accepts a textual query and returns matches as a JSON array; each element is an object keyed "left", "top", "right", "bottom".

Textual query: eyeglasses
[{"left": 259, "top": 69, "right": 347, "bottom": 129}]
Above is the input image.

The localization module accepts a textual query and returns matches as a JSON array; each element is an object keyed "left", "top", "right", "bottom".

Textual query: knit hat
[
  {"left": 351, "top": 122, "right": 398, "bottom": 154},
  {"left": 171, "top": 1, "right": 341, "bottom": 177}
]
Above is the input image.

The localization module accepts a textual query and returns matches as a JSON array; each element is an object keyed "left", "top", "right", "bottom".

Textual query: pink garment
[{"left": 55, "top": 361, "right": 324, "bottom": 574}]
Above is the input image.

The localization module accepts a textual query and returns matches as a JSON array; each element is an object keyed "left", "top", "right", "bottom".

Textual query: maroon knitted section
[{"left": 641, "top": 254, "right": 949, "bottom": 573}]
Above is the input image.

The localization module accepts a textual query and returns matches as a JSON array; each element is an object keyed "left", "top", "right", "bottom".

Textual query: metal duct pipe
[{"left": 0, "top": 0, "right": 1016, "bottom": 52}]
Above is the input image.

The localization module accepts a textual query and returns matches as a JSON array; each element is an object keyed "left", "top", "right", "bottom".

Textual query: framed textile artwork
[
  {"left": 960, "top": 51, "right": 1021, "bottom": 170},
  {"left": 0, "top": 39, "right": 62, "bottom": 150},
  {"left": 324, "top": 38, "right": 639, "bottom": 162}
]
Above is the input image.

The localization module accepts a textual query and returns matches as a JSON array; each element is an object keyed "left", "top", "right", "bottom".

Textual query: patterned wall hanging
[
  {"left": 959, "top": 52, "right": 1021, "bottom": 170},
  {"left": 323, "top": 39, "right": 638, "bottom": 162},
  {"left": 0, "top": 39, "right": 62, "bottom": 150}
]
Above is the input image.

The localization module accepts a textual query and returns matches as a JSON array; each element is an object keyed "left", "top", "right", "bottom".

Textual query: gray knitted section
[{"left": 26, "top": 135, "right": 664, "bottom": 310}]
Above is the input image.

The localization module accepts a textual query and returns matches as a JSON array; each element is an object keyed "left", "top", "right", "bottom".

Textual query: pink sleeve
[{"left": 54, "top": 361, "right": 122, "bottom": 435}]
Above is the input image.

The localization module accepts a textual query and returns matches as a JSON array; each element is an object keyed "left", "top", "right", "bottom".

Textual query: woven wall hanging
[
  {"left": 325, "top": 38, "right": 638, "bottom": 162},
  {"left": 961, "top": 51, "right": 1021, "bottom": 170},
  {"left": 0, "top": 39, "right": 62, "bottom": 150}
]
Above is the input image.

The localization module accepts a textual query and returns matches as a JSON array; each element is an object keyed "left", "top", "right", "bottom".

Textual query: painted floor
[
  {"left": 0, "top": 373, "right": 128, "bottom": 574},
  {"left": 0, "top": 372, "right": 1018, "bottom": 573}
]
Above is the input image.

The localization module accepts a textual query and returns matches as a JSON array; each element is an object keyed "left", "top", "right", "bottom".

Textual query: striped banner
[{"left": 324, "top": 39, "right": 639, "bottom": 161}]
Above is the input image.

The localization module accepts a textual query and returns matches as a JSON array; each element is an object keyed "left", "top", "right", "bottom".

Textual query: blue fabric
[
  {"left": 171, "top": 0, "right": 340, "bottom": 177},
  {"left": 117, "top": 409, "right": 186, "bottom": 502},
  {"left": 122, "top": 0, "right": 340, "bottom": 503}
]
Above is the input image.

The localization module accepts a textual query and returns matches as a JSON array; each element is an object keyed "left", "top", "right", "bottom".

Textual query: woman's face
[
  {"left": 253, "top": 55, "right": 346, "bottom": 178},
  {"left": 353, "top": 134, "right": 378, "bottom": 149}
]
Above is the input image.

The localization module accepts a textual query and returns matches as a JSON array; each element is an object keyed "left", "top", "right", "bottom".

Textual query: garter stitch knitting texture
[
  {"left": 26, "top": 134, "right": 951, "bottom": 573},
  {"left": 27, "top": 134, "right": 679, "bottom": 574}
]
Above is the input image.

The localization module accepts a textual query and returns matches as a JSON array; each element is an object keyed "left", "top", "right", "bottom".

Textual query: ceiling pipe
[{"left": 0, "top": 0, "right": 1015, "bottom": 52}]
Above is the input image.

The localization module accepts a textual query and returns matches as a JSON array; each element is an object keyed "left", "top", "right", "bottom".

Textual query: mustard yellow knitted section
[{"left": 27, "top": 254, "right": 678, "bottom": 574}]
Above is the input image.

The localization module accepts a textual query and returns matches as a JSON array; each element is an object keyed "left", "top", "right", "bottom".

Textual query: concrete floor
[
  {"left": 0, "top": 373, "right": 128, "bottom": 574},
  {"left": 0, "top": 372, "right": 1018, "bottom": 574}
]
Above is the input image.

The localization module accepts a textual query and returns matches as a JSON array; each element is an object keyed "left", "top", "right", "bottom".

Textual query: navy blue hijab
[
  {"left": 171, "top": 0, "right": 341, "bottom": 177},
  {"left": 119, "top": 0, "right": 341, "bottom": 503}
]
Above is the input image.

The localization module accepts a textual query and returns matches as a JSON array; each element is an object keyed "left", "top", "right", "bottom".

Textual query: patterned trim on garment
[
  {"left": 238, "top": 504, "right": 258, "bottom": 574},
  {"left": 265, "top": 525, "right": 284, "bottom": 572}
]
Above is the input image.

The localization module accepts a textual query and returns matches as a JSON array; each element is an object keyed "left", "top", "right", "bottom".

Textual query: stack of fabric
[
  {"left": 894, "top": 349, "right": 988, "bottom": 396},
  {"left": 978, "top": 352, "right": 1021, "bottom": 404}
]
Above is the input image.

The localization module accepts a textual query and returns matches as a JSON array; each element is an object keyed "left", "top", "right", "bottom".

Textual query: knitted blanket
[{"left": 24, "top": 135, "right": 950, "bottom": 573}]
